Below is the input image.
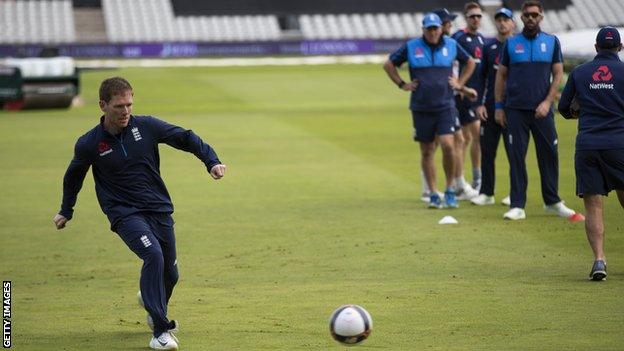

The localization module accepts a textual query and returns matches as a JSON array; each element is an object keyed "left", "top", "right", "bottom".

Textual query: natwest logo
[
  {"left": 414, "top": 47, "right": 425, "bottom": 58},
  {"left": 592, "top": 65, "right": 613, "bottom": 81},
  {"left": 98, "top": 141, "right": 113, "bottom": 156},
  {"left": 98, "top": 141, "right": 110, "bottom": 153}
]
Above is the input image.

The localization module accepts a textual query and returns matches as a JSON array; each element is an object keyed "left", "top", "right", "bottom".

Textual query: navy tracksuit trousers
[
  {"left": 114, "top": 212, "right": 179, "bottom": 337},
  {"left": 506, "top": 108, "right": 561, "bottom": 208},
  {"left": 479, "top": 107, "right": 510, "bottom": 196}
]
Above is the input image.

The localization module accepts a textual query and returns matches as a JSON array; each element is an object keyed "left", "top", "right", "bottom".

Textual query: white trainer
[
  {"left": 503, "top": 207, "right": 526, "bottom": 220},
  {"left": 420, "top": 191, "right": 430, "bottom": 203},
  {"left": 471, "top": 194, "right": 495, "bottom": 206},
  {"left": 150, "top": 332, "right": 178, "bottom": 350},
  {"left": 457, "top": 185, "right": 479, "bottom": 200},
  {"left": 501, "top": 196, "right": 511, "bottom": 206},
  {"left": 544, "top": 201, "right": 576, "bottom": 218}
]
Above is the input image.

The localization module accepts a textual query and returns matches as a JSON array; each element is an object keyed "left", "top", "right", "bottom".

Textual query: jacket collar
[
  {"left": 594, "top": 50, "right": 621, "bottom": 61},
  {"left": 99, "top": 115, "right": 134, "bottom": 137}
]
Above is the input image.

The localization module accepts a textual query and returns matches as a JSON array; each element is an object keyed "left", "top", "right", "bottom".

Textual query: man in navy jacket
[
  {"left": 471, "top": 7, "right": 515, "bottom": 206},
  {"left": 53, "top": 77, "right": 226, "bottom": 350},
  {"left": 559, "top": 27, "right": 624, "bottom": 281},
  {"left": 494, "top": 0, "right": 577, "bottom": 220}
]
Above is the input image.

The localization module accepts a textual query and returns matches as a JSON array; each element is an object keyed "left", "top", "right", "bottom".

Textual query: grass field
[{"left": 1, "top": 64, "right": 623, "bottom": 350}]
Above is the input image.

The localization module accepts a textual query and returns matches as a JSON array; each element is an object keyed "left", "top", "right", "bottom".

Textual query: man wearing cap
[
  {"left": 558, "top": 27, "right": 624, "bottom": 281},
  {"left": 494, "top": 0, "right": 578, "bottom": 220},
  {"left": 452, "top": 2, "right": 487, "bottom": 195},
  {"left": 383, "top": 13, "right": 476, "bottom": 208},
  {"left": 420, "top": 7, "right": 480, "bottom": 203},
  {"left": 471, "top": 7, "right": 515, "bottom": 206},
  {"left": 417, "top": 7, "right": 469, "bottom": 203}
]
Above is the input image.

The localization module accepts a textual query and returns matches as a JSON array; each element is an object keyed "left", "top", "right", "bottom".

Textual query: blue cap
[
  {"left": 433, "top": 8, "right": 457, "bottom": 23},
  {"left": 495, "top": 7, "right": 513, "bottom": 19},
  {"left": 596, "top": 26, "right": 621, "bottom": 49},
  {"left": 423, "top": 13, "right": 443, "bottom": 28}
]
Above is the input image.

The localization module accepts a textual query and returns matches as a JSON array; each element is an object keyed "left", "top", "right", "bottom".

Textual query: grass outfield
[{"left": 1, "top": 64, "right": 623, "bottom": 350}]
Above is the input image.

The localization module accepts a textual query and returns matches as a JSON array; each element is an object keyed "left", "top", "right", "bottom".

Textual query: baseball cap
[
  {"left": 596, "top": 26, "right": 621, "bottom": 49},
  {"left": 433, "top": 8, "right": 457, "bottom": 23},
  {"left": 422, "top": 13, "right": 443, "bottom": 28},
  {"left": 494, "top": 7, "right": 513, "bottom": 19}
]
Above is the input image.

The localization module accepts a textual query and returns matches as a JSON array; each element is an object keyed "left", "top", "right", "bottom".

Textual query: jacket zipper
[{"left": 115, "top": 133, "right": 128, "bottom": 157}]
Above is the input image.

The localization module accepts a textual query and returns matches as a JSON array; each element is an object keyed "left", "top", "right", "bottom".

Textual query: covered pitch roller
[{"left": 0, "top": 57, "right": 79, "bottom": 110}]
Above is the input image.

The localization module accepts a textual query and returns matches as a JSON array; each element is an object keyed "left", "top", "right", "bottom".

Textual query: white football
[{"left": 329, "top": 305, "right": 373, "bottom": 345}]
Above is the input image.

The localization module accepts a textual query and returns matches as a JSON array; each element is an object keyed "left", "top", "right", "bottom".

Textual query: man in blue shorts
[
  {"left": 383, "top": 13, "right": 476, "bottom": 208},
  {"left": 494, "top": 0, "right": 577, "bottom": 220},
  {"left": 559, "top": 27, "right": 624, "bottom": 281},
  {"left": 471, "top": 7, "right": 515, "bottom": 206},
  {"left": 53, "top": 77, "right": 226, "bottom": 349}
]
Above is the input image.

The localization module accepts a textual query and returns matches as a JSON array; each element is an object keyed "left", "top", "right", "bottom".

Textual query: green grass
[{"left": 1, "top": 64, "right": 623, "bottom": 350}]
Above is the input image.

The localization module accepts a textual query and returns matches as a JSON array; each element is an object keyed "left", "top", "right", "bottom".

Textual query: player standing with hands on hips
[
  {"left": 52, "top": 77, "right": 226, "bottom": 350},
  {"left": 383, "top": 13, "right": 477, "bottom": 209},
  {"left": 559, "top": 27, "right": 624, "bottom": 281},
  {"left": 494, "top": 0, "right": 578, "bottom": 220}
]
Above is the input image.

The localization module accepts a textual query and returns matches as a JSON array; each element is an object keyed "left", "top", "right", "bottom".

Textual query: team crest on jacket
[
  {"left": 98, "top": 141, "right": 113, "bottom": 156},
  {"left": 131, "top": 127, "right": 142, "bottom": 141},
  {"left": 514, "top": 43, "right": 524, "bottom": 53}
]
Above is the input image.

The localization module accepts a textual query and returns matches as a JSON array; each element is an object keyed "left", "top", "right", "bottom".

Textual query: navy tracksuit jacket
[
  {"left": 500, "top": 30, "right": 562, "bottom": 208},
  {"left": 59, "top": 115, "right": 221, "bottom": 336},
  {"left": 559, "top": 51, "right": 624, "bottom": 151},
  {"left": 453, "top": 29, "right": 487, "bottom": 120}
]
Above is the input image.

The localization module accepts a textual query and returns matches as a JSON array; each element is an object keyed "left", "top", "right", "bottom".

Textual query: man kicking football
[{"left": 53, "top": 77, "right": 226, "bottom": 350}]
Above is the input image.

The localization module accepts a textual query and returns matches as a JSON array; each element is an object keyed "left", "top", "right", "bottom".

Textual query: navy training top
[
  {"left": 479, "top": 37, "right": 505, "bottom": 109},
  {"left": 390, "top": 35, "right": 472, "bottom": 112},
  {"left": 452, "top": 29, "right": 486, "bottom": 108},
  {"left": 59, "top": 115, "right": 221, "bottom": 228},
  {"left": 558, "top": 51, "right": 624, "bottom": 150},
  {"left": 500, "top": 31, "right": 563, "bottom": 110}
]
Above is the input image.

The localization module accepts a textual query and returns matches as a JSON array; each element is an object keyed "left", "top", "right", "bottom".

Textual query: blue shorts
[
  {"left": 455, "top": 97, "right": 479, "bottom": 126},
  {"left": 411, "top": 109, "right": 456, "bottom": 143},
  {"left": 575, "top": 149, "right": 624, "bottom": 197}
]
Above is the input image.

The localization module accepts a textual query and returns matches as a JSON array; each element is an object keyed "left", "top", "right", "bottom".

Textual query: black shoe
[{"left": 589, "top": 260, "right": 607, "bottom": 281}]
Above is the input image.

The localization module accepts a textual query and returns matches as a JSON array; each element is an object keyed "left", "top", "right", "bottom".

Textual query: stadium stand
[
  {"left": 0, "top": 0, "right": 620, "bottom": 45},
  {"left": 0, "top": 0, "right": 76, "bottom": 44}
]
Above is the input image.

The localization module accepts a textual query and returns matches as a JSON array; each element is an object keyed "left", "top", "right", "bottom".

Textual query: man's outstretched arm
[
  {"left": 150, "top": 117, "right": 226, "bottom": 179},
  {"left": 54, "top": 141, "right": 91, "bottom": 229}
]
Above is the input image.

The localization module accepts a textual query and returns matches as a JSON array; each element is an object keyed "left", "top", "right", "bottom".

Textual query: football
[{"left": 329, "top": 305, "right": 373, "bottom": 346}]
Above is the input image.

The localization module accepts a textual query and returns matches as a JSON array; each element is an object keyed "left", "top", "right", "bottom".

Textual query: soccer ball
[{"left": 329, "top": 305, "right": 373, "bottom": 346}]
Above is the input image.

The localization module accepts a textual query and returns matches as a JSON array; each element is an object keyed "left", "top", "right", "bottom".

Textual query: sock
[
  {"left": 455, "top": 176, "right": 467, "bottom": 189},
  {"left": 472, "top": 168, "right": 482, "bottom": 183}
]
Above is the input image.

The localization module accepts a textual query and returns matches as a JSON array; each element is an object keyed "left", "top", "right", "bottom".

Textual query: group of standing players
[
  {"left": 384, "top": 0, "right": 624, "bottom": 281},
  {"left": 384, "top": 0, "right": 577, "bottom": 219}
]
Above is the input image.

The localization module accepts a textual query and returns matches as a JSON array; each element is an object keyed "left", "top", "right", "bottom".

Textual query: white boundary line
[{"left": 75, "top": 55, "right": 388, "bottom": 68}]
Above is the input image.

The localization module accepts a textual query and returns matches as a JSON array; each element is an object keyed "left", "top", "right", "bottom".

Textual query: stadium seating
[
  {"left": 0, "top": 0, "right": 619, "bottom": 44},
  {"left": 0, "top": 0, "right": 76, "bottom": 44}
]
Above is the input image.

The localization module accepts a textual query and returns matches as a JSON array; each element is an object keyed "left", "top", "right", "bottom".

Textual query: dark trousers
[
  {"left": 114, "top": 212, "right": 179, "bottom": 337},
  {"left": 480, "top": 107, "right": 510, "bottom": 196},
  {"left": 506, "top": 108, "right": 561, "bottom": 208}
]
